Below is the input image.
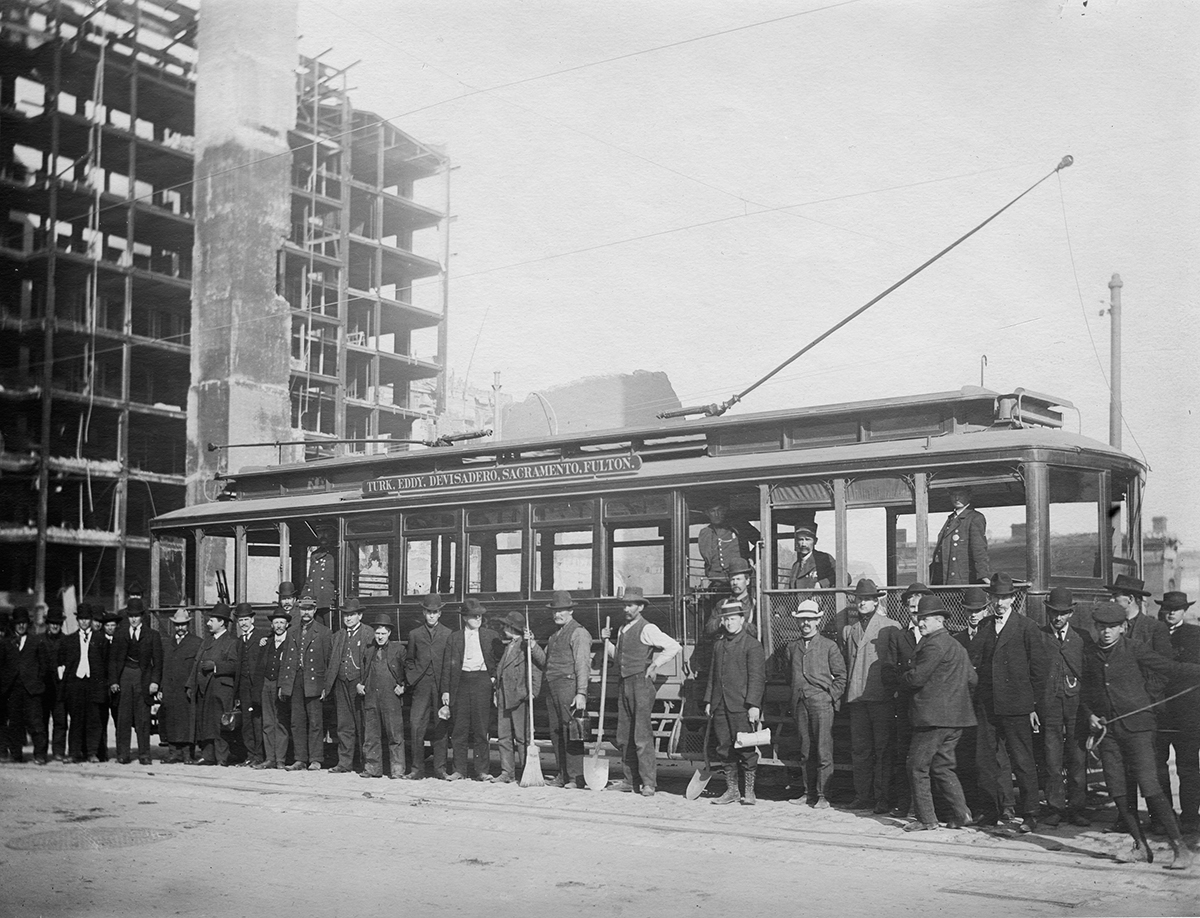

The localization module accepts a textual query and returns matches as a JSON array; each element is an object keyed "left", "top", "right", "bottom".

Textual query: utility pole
[
  {"left": 491, "top": 371, "right": 503, "bottom": 441},
  {"left": 1108, "top": 273, "right": 1122, "bottom": 449}
]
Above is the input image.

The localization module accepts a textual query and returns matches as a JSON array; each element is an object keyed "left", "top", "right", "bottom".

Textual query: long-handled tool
[
  {"left": 519, "top": 629, "right": 544, "bottom": 787},
  {"left": 685, "top": 714, "right": 713, "bottom": 800},
  {"left": 584, "top": 616, "right": 611, "bottom": 790}
]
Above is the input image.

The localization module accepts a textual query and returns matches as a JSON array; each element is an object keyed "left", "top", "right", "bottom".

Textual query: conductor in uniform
[{"left": 930, "top": 487, "right": 989, "bottom": 585}]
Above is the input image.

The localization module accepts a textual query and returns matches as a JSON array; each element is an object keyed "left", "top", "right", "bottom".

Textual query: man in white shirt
[
  {"left": 446, "top": 599, "right": 501, "bottom": 781},
  {"left": 602, "top": 587, "right": 682, "bottom": 796}
]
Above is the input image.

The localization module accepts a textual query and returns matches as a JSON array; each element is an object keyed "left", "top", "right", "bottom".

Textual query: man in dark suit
[
  {"left": 360, "top": 612, "right": 407, "bottom": 779},
  {"left": 901, "top": 595, "right": 976, "bottom": 831},
  {"left": 494, "top": 612, "right": 545, "bottom": 784},
  {"left": 41, "top": 607, "right": 68, "bottom": 761},
  {"left": 186, "top": 604, "right": 241, "bottom": 766},
  {"left": 158, "top": 608, "right": 201, "bottom": 763},
  {"left": 3, "top": 607, "right": 50, "bottom": 763},
  {"left": 882, "top": 583, "right": 928, "bottom": 817},
  {"left": 60, "top": 603, "right": 109, "bottom": 763},
  {"left": 930, "top": 487, "right": 990, "bottom": 586},
  {"left": 256, "top": 607, "right": 293, "bottom": 770},
  {"left": 1155, "top": 591, "right": 1200, "bottom": 834},
  {"left": 280, "top": 597, "right": 332, "bottom": 771},
  {"left": 969, "top": 572, "right": 1050, "bottom": 833},
  {"left": 705, "top": 598, "right": 766, "bottom": 806},
  {"left": 232, "top": 603, "right": 267, "bottom": 767},
  {"left": 785, "top": 599, "right": 846, "bottom": 809},
  {"left": 446, "top": 598, "right": 501, "bottom": 781},
  {"left": 404, "top": 593, "right": 453, "bottom": 779},
  {"left": 324, "top": 596, "right": 370, "bottom": 774},
  {"left": 1038, "top": 587, "right": 1091, "bottom": 827},
  {"left": 97, "top": 608, "right": 122, "bottom": 760},
  {"left": 108, "top": 599, "right": 163, "bottom": 765}
]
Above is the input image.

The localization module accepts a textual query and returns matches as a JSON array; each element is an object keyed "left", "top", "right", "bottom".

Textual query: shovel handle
[
  {"left": 702, "top": 713, "right": 712, "bottom": 772},
  {"left": 595, "top": 616, "right": 611, "bottom": 749}
]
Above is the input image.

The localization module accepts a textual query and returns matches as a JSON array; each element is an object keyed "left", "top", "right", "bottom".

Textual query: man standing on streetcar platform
[
  {"left": 697, "top": 499, "right": 760, "bottom": 589},
  {"left": 787, "top": 518, "right": 836, "bottom": 590},
  {"left": 706, "top": 598, "right": 766, "bottom": 806},
  {"left": 930, "top": 487, "right": 990, "bottom": 586},
  {"left": 601, "top": 587, "right": 682, "bottom": 797},
  {"left": 1083, "top": 601, "right": 1200, "bottom": 869}
]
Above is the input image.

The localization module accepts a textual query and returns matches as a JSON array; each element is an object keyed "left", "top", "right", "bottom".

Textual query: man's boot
[
  {"left": 1148, "top": 794, "right": 1195, "bottom": 870},
  {"left": 740, "top": 766, "right": 757, "bottom": 806},
  {"left": 1113, "top": 795, "right": 1153, "bottom": 864},
  {"left": 712, "top": 763, "right": 740, "bottom": 805}
]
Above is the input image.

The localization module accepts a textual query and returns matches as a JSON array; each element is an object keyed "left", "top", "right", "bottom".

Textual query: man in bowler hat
[
  {"left": 1039, "top": 587, "right": 1091, "bottom": 827},
  {"left": 1154, "top": 591, "right": 1200, "bottom": 834},
  {"left": 3, "top": 607, "right": 50, "bottom": 763},
  {"left": 232, "top": 603, "right": 266, "bottom": 767},
  {"left": 543, "top": 591, "right": 592, "bottom": 789},
  {"left": 325, "top": 597, "right": 370, "bottom": 773},
  {"left": 404, "top": 594, "right": 453, "bottom": 779},
  {"left": 109, "top": 598, "right": 162, "bottom": 765}
]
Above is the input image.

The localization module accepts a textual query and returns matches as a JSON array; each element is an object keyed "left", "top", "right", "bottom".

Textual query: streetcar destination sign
[{"left": 362, "top": 455, "right": 642, "bottom": 495}]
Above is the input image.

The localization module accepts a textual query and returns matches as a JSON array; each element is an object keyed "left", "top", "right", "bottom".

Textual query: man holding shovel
[{"left": 601, "top": 587, "right": 681, "bottom": 797}]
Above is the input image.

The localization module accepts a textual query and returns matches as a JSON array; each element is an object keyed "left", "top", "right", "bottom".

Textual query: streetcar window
[
  {"left": 773, "top": 509, "right": 836, "bottom": 589},
  {"left": 535, "top": 529, "right": 593, "bottom": 592},
  {"left": 533, "top": 500, "right": 594, "bottom": 522},
  {"left": 246, "top": 527, "right": 283, "bottom": 604},
  {"left": 980, "top": 505, "right": 1027, "bottom": 580},
  {"left": 1048, "top": 468, "right": 1102, "bottom": 579},
  {"left": 404, "top": 535, "right": 458, "bottom": 596},
  {"left": 348, "top": 539, "right": 395, "bottom": 598},
  {"left": 605, "top": 495, "right": 671, "bottom": 517},
  {"left": 404, "top": 510, "right": 457, "bottom": 531},
  {"left": 346, "top": 513, "right": 398, "bottom": 536},
  {"left": 685, "top": 490, "right": 761, "bottom": 589},
  {"left": 609, "top": 524, "right": 669, "bottom": 596},
  {"left": 1110, "top": 472, "right": 1138, "bottom": 580},
  {"left": 843, "top": 506, "right": 888, "bottom": 585},
  {"left": 468, "top": 530, "right": 524, "bottom": 595}
]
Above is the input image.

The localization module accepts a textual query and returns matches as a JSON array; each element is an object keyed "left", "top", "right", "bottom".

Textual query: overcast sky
[{"left": 296, "top": 0, "right": 1199, "bottom": 548}]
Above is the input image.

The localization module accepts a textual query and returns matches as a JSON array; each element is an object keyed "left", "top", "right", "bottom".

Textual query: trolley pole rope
[
  {"left": 1087, "top": 680, "right": 1200, "bottom": 754},
  {"left": 660, "top": 155, "right": 1074, "bottom": 420}
]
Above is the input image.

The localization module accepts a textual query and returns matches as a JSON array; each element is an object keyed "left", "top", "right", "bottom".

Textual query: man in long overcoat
[
  {"left": 404, "top": 593, "right": 453, "bottom": 779},
  {"left": 187, "top": 604, "right": 240, "bottom": 766},
  {"left": 843, "top": 579, "right": 899, "bottom": 813},
  {"left": 930, "top": 487, "right": 989, "bottom": 585},
  {"left": 158, "top": 608, "right": 201, "bottom": 763},
  {"left": 109, "top": 599, "right": 163, "bottom": 765}
]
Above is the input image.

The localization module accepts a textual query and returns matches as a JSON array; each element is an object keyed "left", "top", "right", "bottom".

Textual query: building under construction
[{"left": 0, "top": 0, "right": 450, "bottom": 614}]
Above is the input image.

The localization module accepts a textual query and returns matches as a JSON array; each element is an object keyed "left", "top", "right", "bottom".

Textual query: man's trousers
[{"left": 616, "top": 675, "right": 658, "bottom": 791}]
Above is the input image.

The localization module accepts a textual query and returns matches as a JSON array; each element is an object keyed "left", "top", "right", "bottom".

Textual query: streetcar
[{"left": 148, "top": 385, "right": 1144, "bottom": 769}]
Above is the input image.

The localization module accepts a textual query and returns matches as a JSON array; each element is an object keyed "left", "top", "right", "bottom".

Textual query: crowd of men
[{"left": 3, "top": 562, "right": 1199, "bottom": 869}]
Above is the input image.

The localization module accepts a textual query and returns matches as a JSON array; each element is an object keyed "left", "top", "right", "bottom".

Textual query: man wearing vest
[
  {"left": 786, "top": 599, "right": 846, "bottom": 809},
  {"left": 325, "top": 597, "right": 370, "bottom": 774},
  {"left": 257, "top": 606, "right": 293, "bottom": 769},
  {"left": 108, "top": 598, "right": 163, "bottom": 765},
  {"left": 280, "top": 597, "right": 332, "bottom": 771},
  {"left": 1039, "top": 587, "right": 1091, "bottom": 827},
  {"left": 601, "top": 587, "right": 682, "bottom": 797},
  {"left": 404, "top": 594, "right": 453, "bottom": 779},
  {"left": 544, "top": 591, "right": 592, "bottom": 789}
]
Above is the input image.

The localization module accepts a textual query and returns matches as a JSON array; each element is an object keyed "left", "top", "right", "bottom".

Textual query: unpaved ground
[{"left": 1, "top": 760, "right": 1197, "bottom": 918}]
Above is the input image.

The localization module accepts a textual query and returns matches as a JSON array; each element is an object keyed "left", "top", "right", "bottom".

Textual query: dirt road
[{"left": 1, "top": 761, "right": 1196, "bottom": 918}]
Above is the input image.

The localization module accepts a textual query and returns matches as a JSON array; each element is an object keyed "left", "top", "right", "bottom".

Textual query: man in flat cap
[
  {"left": 786, "top": 599, "right": 846, "bottom": 809},
  {"left": 445, "top": 599, "right": 501, "bottom": 781},
  {"left": 280, "top": 595, "right": 332, "bottom": 771},
  {"left": 3, "top": 607, "right": 50, "bottom": 763},
  {"left": 325, "top": 596, "right": 370, "bottom": 774},
  {"left": 706, "top": 598, "right": 766, "bottom": 805},
  {"left": 1083, "top": 601, "right": 1200, "bottom": 869},
  {"left": 232, "top": 603, "right": 266, "bottom": 768},
  {"left": 901, "top": 595, "right": 976, "bottom": 831},
  {"left": 969, "top": 573, "right": 1049, "bottom": 833},
  {"left": 544, "top": 591, "right": 592, "bottom": 789},
  {"left": 404, "top": 594, "right": 453, "bottom": 779},
  {"left": 842, "top": 579, "right": 899, "bottom": 813},
  {"left": 494, "top": 611, "right": 545, "bottom": 783},
  {"left": 1155, "top": 591, "right": 1200, "bottom": 834},
  {"left": 109, "top": 598, "right": 162, "bottom": 765},
  {"left": 601, "top": 586, "right": 682, "bottom": 796},
  {"left": 158, "top": 608, "right": 201, "bottom": 764},
  {"left": 257, "top": 606, "right": 293, "bottom": 769},
  {"left": 360, "top": 612, "right": 407, "bottom": 779},
  {"left": 187, "top": 604, "right": 240, "bottom": 766},
  {"left": 60, "top": 603, "right": 108, "bottom": 762},
  {"left": 787, "top": 519, "right": 836, "bottom": 590},
  {"left": 1039, "top": 587, "right": 1090, "bottom": 827},
  {"left": 930, "top": 486, "right": 989, "bottom": 586}
]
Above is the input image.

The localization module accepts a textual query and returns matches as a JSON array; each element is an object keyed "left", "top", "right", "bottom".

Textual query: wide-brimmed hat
[
  {"left": 341, "top": 597, "right": 365, "bottom": 615},
  {"left": 11, "top": 607, "right": 31, "bottom": 624},
  {"left": 124, "top": 598, "right": 146, "bottom": 616},
  {"left": 1093, "top": 601, "right": 1126, "bottom": 626},
  {"left": 1156, "top": 591, "right": 1195, "bottom": 612},
  {"left": 234, "top": 602, "right": 256, "bottom": 619},
  {"left": 718, "top": 598, "right": 746, "bottom": 618},
  {"left": 366, "top": 612, "right": 394, "bottom": 631},
  {"left": 170, "top": 609, "right": 192, "bottom": 625},
  {"left": 545, "top": 590, "right": 575, "bottom": 611},
  {"left": 852, "top": 579, "right": 882, "bottom": 599},
  {"left": 207, "top": 603, "right": 233, "bottom": 621},
  {"left": 914, "top": 595, "right": 948, "bottom": 619},
  {"left": 792, "top": 599, "right": 821, "bottom": 620},
  {"left": 961, "top": 587, "right": 989, "bottom": 610},
  {"left": 1106, "top": 574, "right": 1150, "bottom": 598},
  {"left": 1044, "top": 587, "right": 1075, "bottom": 613},
  {"left": 461, "top": 598, "right": 487, "bottom": 617},
  {"left": 277, "top": 581, "right": 297, "bottom": 598},
  {"left": 46, "top": 608, "right": 66, "bottom": 624},
  {"left": 985, "top": 573, "right": 1017, "bottom": 597},
  {"left": 622, "top": 586, "right": 650, "bottom": 606},
  {"left": 267, "top": 607, "right": 292, "bottom": 622},
  {"left": 725, "top": 558, "right": 754, "bottom": 577},
  {"left": 502, "top": 611, "right": 527, "bottom": 632},
  {"left": 901, "top": 582, "right": 932, "bottom": 600},
  {"left": 420, "top": 593, "right": 446, "bottom": 612}
]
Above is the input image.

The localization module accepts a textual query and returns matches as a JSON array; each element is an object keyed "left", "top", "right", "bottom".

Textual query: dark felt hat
[
  {"left": 852, "top": 579, "right": 883, "bottom": 599},
  {"left": 75, "top": 603, "right": 96, "bottom": 620},
  {"left": 420, "top": 593, "right": 446, "bottom": 611},
  {"left": 725, "top": 558, "right": 753, "bottom": 577},
  {"left": 622, "top": 586, "right": 650, "bottom": 605},
  {"left": 461, "top": 598, "right": 487, "bottom": 616},
  {"left": 46, "top": 608, "right": 66, "bottom": 624},
  {"left": 11, "top": 606, "right": 31, "bottom": 624},
  {"left": 267, "top": 606, "right": 292, "bottom": 622},
  {"left": 914, "top": 595, "right": 948, "bottom": 618},
  {"left": 545, "top": 590, "right": 575, "bottom": 611},
  {"left": 125, "top": 577, "right": 144, "bottom": 595},
  {"left": 233, "top": 602, "right": 256, "bottom": 619},
  {"left": 340, "top": 597, "right": 365, "bottom": 615},
  {"left": 366, "top": 612, "right": 394, "bottom": 631},
  {"left": 1093, "top": 601, "right": 1126, "bottom": 626},
  {"left": 985, "top": 572, "right": 1017, "bottom": 597},
  {"left": 124, "top": 597, "right": 146, "bottom": 616},
  {"left": 1045, "top": 587, "right": 1076, "bottom": 613},
  {"left": 961, "top": 587, "right": 989, "bottom": 610},
  {"left": 502, "top": 611, "right": 527, "bottom": 632},
  {"left": 277, "top": 581, "right": 297, "bottom": 598},
  {"left": 207, "top": 603, "right": 233, "bottom": 621},
  {"left": 1106, "top": 574, "right": 1150, "bottom": 598},
  {"left": 902, "top": 582, "right": 932, "bottom": 600},
  {"left": 1156, "top": 591, "right": 1195, "bottom": 612},
  {"left": 101, "top": 609, "right": 123, "bottom": 624}
]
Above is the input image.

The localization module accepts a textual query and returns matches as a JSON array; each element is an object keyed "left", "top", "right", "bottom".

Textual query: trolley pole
[
  {"left": 1108, "top": 273, "right": 1122, "bottom": 450},
  {"left": 492, "top": 371, "right": 503, "bottom": 441}
]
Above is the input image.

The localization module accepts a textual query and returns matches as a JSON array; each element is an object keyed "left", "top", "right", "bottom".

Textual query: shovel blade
[
  {"left": 583, "top": 754, "right": 610, "bottom": 791},
  {"left": 685, "top": 765, "right": 713, "bottom": 801}
]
